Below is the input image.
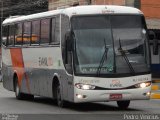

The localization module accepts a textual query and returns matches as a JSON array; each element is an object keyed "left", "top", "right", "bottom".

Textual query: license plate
[{"left": 110, "top": 94, "right": 122, "bottom": 100}]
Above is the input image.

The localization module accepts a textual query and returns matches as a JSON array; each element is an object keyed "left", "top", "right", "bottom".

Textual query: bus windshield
[{"left": 71, "top": 15, "right": 150, "bottom": 76}]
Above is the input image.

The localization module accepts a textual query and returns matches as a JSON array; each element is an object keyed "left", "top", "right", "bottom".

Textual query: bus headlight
[
  {"left": 135, "top": 81, "right": 151, "bottom": 88},
  {"left": 75, "top": 83, "right": 96, "bottom": 90}
]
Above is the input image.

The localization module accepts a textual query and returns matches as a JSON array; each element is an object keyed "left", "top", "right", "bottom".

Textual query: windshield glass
[
  {"left": 111, "top": 15, "right": 150, "bottom": 74},
  {"left": 71, "top": 15, "right": 150, "bottom": 76}
]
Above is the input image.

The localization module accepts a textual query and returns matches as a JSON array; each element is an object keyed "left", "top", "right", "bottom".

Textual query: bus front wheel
[
  {"left": 117, "top": 100, "right": 130, "bottom": 109},
  {"left": 55, "top": 83, "right": 66, "bottom": 107},
  {"left": 15, "top": 77, "right": 24, "bottom": 100},
  {"left": 14, "top": 77, "right": 34, "bottom": 100}
]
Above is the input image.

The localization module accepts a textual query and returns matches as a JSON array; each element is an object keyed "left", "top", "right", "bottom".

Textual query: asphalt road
[{"left": 0, "top": 82, "right": 160, "bottom": 120}]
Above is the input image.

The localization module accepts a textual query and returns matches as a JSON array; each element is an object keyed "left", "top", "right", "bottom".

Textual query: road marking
[
  {"left": 152, "top": 85, "right": 159, "bottom": 90},
  {"left": 150, "top": 93, "right": 160, "bottom": 99},
  {"left": 151, "top": 83, "right": 160, "bottom": 99}
]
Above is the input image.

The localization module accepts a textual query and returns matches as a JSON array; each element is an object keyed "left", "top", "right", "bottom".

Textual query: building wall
[
  {"left": 93, "top": 0, "right": 125, "bottom": 5},
  {"left": 48, "top": 0, "right": 141, "bottom": 10},
  {"left": 125, "top": 0, "right": 134, "bottom": 6},
  {"left": 49, "top": 0, "right": 88, "bottom": 10},
  {"left": 141, "top": 0, "right": 160, "bottom": 19},
  {"left": 141, "top": 0, "right": 160, "bottom": 29},
  {"left": 49, "top": 0, "right": 126, "bottom": 10}
]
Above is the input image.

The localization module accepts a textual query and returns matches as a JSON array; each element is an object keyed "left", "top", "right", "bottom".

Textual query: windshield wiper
[
  {"left": 118, "top": 38, "right": 135, "bottom": 75},
  {"left": 97, "top": 39, "right": 109, "bottom": 77}
]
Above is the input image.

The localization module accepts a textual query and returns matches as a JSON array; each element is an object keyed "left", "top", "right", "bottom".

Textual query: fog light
[
  {"left": 76, "top": 94, "right": 86, "bottom": 99},
  {"left": 147, "top": 92, "right": 151, "bottom": 96},
  {"left": 143, "top": 92, "right": 151, "bottom": 96}
]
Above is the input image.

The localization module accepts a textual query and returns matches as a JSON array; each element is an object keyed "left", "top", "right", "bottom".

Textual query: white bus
[{"left": 2, "top": 5, "right": 152, "bottom": 109}]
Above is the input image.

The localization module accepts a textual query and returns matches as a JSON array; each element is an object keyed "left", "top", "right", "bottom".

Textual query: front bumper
[{"left": 73, "top": 86, "right": 151, "bottom": 103}]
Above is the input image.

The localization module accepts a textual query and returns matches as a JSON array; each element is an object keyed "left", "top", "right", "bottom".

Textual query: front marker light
[{"left": 75, "top": 83, "right": 96, "bottom": 90}]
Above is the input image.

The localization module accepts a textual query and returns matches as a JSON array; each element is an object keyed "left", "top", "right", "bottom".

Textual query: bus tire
[
  {"left": 14, "top": 76, "right": 34, "bottom": 100},
  {"left": 55, "top": 83, "right": 66, "bottom": 107},
  {"left": 14, "top": 76, "right": 24, "bottom": 100},
  {"left": 117, "top": 100, "right": 130, "bottom": 109}
]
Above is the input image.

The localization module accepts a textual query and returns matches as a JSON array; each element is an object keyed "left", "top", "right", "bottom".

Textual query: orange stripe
[{"left": 10, "top": 48, "right": 30, "bottom": 93}]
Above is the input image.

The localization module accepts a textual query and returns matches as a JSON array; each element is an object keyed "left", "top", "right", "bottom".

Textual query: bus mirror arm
[
  {"left": 65, "top": 31, "right": 72, "bottom": 51},
  {"left": 153, "top": 38, "right": 158, "bottom": 55}
]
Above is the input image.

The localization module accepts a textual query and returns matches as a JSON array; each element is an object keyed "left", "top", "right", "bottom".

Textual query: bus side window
[
  {"left": 2, "top": 26, "right": 9, "bottom": 46},
  {"left": 31, "top": 20, "right": 40, "bottom": 45},
  {"left": 15, "top": 23, "right": 23, "bottom": 45},
  {"left": 8, "top": 25, "right": 15, "bottom": 46},
  {"left": 51, "top": 18, "right": 56, "bottom": 43},
  {"left": 51, "top": 17, "right": 60, "bottom": 44},
  {"left": 23, "top": 22, "right": 31, "bottom": 45},
  {"left": 40, "top": 19, "right": 50, "bottom": 44}
]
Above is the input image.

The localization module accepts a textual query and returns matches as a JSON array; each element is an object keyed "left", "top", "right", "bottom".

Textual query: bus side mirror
[
  {"left": 148, "top": 30, "right": 159, "bottom": 55},
  {"left": 148, "top": 30, "right": 156, "bottom": 40},
  {"left": 153, "top": 39, "right": 158, "bottom": 55},
  {"left": 2, "top": 39, "right": 7, "bottom": 46}
]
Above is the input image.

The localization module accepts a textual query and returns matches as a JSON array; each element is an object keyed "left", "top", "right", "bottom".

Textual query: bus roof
[{"left": 3, "top": 5, "right": 143, "bottom": 25}]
